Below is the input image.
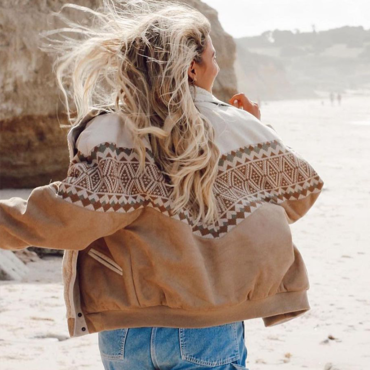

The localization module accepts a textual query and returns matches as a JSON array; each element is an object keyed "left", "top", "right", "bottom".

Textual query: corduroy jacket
[{"left": 0, "top": 85, "right": 324, "bottom": 338}]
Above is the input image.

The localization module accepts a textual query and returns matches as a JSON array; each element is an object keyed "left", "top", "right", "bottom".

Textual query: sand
[{"left": 1, "top": 94, "right": 369, "bottom": 370}]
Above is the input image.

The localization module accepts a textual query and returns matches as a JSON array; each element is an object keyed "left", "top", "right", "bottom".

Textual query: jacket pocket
[
  {"left": 87, "top": 248, "right": 123, "bottom": 276},
  {"left": 179, "top": 322, "right": 241, "bottom": 367}
]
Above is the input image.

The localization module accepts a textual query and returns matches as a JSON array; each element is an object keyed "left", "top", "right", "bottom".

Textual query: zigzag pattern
[{"left": 57, "top": 140, "right": 324, "bottom": 238}]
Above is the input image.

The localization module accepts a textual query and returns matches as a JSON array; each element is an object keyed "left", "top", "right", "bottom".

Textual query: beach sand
[{"left": 1, "top": 95, "right": 369, "bottom": 369}]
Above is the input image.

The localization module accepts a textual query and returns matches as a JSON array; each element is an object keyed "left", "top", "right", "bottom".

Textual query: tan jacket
[{"left": 0, "top": 86, "right": 325, "bottom": 338}]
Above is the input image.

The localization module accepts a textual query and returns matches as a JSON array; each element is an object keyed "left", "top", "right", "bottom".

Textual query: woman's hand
[{"left": 228, "top": 93, "right": 261, "bottom": 120}]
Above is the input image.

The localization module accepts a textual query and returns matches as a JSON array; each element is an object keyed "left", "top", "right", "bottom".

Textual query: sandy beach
[{"left": 1, "top": 94, "right": 369, "bottom": 370}]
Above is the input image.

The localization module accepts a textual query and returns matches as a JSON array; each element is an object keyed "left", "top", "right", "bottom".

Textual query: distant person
[
  {"left": 337, "top": 93, "right": 342, "bottom": 105},
  {"left": 330, "top": 92, "right": 334, "bottom": 106}
]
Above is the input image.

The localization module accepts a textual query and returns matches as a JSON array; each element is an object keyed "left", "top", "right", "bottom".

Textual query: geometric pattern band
[{"left": 57, "top": 140, "right": 324, "bottom": 238}]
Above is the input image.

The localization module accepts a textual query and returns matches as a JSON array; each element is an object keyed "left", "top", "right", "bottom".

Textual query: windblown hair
[{"left": 40, "top": 0, "right": 221, "bottom": 226}]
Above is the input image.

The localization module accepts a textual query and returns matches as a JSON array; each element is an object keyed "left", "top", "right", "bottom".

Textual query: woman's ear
[{"left": 188, "top": 60, "right": 197, "bottom": 81}]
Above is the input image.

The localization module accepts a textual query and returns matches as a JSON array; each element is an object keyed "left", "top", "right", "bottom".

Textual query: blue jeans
[{"left": 98, "top": 321, "right": 249, "bottom": 369}]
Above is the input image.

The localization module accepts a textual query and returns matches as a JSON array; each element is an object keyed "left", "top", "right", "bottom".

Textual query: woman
[{"left": 0, "top": 1, "right": 324, "bottom": 369}]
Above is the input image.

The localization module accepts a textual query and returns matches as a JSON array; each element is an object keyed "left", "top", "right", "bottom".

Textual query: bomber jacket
[{"left": 0, "top": 85, "right": 325, "bottom": 338}]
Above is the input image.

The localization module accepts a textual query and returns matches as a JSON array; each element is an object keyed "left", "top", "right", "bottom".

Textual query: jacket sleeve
[
  {"left": 267, "top": 141, "right": 325, "bottom": 225},
  {"left": 235, "top": 114, "right": 325, "bottom": 225},
  {"left": 237, "top": 111, "right": 325, "bottom": 224},
  {"left": 0, "top": 182, "right": 142, "bottom": 251}
]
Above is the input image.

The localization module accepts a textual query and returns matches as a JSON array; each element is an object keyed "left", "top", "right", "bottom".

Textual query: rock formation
[{"left": 0, "top": 249, "right": 30, "bottom": 281}]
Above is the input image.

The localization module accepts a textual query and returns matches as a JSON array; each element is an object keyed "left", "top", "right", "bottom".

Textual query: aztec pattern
[{"left": 57, "top": 140, "right": 324, "bottom": 238}]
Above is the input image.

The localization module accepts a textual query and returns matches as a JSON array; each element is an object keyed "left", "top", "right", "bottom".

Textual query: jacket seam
[{"left": 129, "top": 254, "right": 141, "bottom": 306}]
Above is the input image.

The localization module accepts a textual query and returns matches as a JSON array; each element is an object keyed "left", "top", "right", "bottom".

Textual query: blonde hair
[{"left": 40, "top": 0, "right": 221, "bottom": 226}]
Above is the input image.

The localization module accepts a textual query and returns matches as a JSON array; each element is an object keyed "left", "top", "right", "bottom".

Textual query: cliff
[{"left": 235, "top": 26, "right": 370, "bottom": 101}]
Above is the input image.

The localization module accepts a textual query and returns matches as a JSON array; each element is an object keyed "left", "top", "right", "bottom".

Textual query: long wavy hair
[{"left": 40, "top": 0, "right": 221, "bottom": 227}]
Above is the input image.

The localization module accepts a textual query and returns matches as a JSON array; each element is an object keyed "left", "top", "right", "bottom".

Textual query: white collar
[{"left": 190, "top": 85, "right": 231, "bottom": 107}]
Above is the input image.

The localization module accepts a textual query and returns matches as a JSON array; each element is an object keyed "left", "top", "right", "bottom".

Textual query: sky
[{"left": 201, "top": 0, "right": 370, "bottom": 38}]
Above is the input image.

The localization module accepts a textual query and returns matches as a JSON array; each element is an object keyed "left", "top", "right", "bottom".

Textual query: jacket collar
[{"left": 191, "top": 85, "right": 231, "bottom": 107}]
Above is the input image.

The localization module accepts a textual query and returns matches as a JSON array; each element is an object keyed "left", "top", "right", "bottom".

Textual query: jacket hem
[{"left": 71, "top": 290, "right": 310, "bottom": 336}]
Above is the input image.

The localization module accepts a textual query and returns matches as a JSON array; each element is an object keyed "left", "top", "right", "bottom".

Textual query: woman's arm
[{"left": 0, "top": 182, "right": 142, "bottom": 251}]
